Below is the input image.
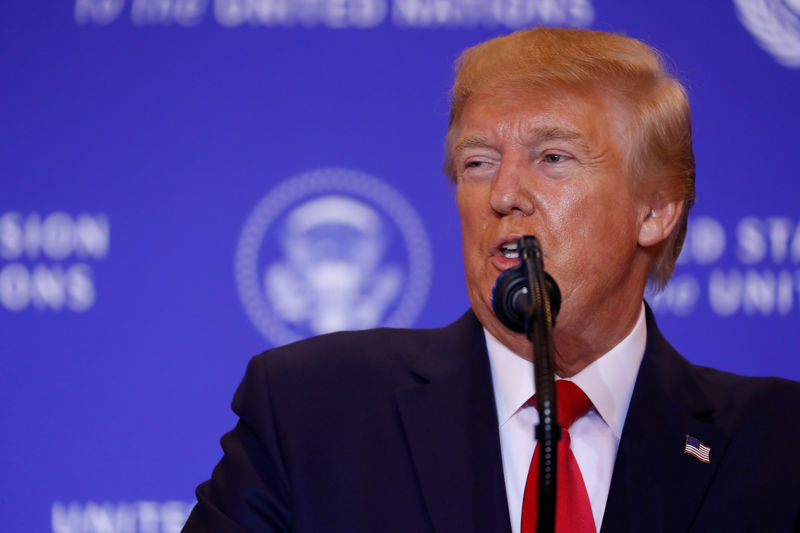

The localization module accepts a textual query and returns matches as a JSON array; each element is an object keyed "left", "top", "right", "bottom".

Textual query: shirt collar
[{"left": 485, "top": 302, "right": 647, "bottom": 439}]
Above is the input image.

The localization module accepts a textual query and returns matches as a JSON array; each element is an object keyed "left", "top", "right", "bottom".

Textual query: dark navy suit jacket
[{"left": 183, "top": 308, "right": 800, "bottom": 532}]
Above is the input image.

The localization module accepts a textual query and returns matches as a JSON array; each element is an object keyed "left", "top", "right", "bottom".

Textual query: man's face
[{"left": 453, "top": 88, "right": 652, "bottom": 369}]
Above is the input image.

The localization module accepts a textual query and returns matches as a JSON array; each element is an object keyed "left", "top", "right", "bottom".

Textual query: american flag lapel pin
[{"left": 684, "top": 434, "right": 711, "bottom": 463}]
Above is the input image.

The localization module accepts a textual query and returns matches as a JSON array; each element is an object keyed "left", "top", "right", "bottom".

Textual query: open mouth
[{"left": 499, "top": 241, "right": 519, "bottom": 259}]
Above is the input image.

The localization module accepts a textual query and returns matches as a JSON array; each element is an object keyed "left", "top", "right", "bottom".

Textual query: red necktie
[{"left": 521, "top": 380, "right": 596, "bottom": 533}]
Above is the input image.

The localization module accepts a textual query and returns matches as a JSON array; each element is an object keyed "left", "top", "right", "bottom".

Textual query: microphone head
[{"left": 491, "top": 267, "right": 561, "bottom": 333}]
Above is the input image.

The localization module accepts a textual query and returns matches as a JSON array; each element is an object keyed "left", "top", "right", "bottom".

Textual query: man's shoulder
[
  {"left": 642, "top": 306, "right": 800, "bottom": 431},
  {"left": 688, "top": 362, "right": 800, "bottom": 422},
  {"left": 263, "top": 309, "right": 476, "bottom": 361},
  {"left": 655, "top": 339, "right": 800, "bottom": 433},
  {"left": 241, "top": 309, "right": 484, "bottom": 393},
  {"left": 644, "top": 305, "right": 800, "bottom": 412},
  {"left": 227, "top": 309, "right": 488, "bottom": 435}
]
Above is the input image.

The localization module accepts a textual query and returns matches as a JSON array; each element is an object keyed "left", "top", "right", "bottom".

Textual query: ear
[{"left": 638, "top": 199, "right": 683, "bottom": 248}]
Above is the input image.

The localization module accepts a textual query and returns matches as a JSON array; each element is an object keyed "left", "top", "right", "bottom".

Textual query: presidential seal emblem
[
  {"left": 734, "top": 0, "right": 800, "bottom": 67},
  {"left": 235, "top": 168, "right": 433, "bottom": 347}
]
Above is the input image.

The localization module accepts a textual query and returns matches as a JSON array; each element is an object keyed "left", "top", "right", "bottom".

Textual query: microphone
[
  {"left": 491, "top": 237, "right": 561, "bottom": 333},
  {"left": 491, "top": 235, "right": 562, "bottom": 533}
]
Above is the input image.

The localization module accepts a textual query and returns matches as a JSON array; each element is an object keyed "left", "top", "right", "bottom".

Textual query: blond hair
[{"left": 445, "top": 27, "right": 695, "bottom": 289}]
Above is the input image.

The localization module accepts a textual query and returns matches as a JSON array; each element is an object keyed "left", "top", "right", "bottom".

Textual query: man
[{"left": 183, "top": 28, "right": 800, "bottom": 533}]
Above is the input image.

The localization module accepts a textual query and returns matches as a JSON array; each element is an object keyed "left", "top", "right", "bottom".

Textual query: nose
[{"left": 489, "top": 158, "right": 535, "bottom": 217}]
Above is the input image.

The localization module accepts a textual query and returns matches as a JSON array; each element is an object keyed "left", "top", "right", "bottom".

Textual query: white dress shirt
[{"left": 485, "top": 303, "right": 647, "bottom": 533}]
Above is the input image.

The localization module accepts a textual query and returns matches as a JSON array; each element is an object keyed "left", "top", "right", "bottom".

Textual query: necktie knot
[
  {"left": 530, "top": 380, "right": 592, "bottom": 429},
  {"left": 555, "top": 380, "right": 592, "bottom": 429}
]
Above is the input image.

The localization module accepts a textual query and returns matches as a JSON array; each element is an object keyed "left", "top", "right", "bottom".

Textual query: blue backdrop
[{"left": 2, "top": 1, "right": 799, "bottom": 531}]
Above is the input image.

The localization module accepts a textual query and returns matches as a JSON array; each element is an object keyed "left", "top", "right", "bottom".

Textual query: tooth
[{"left": 499, "top": 241, "right": 518, "bottom": 253}]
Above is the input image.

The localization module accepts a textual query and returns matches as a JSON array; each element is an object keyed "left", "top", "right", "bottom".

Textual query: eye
[
  {"left": 466, "top": 160, "right": 484, "bottom": 168},
  {"left": 544, "top": 153, "right": 564, "bottom": 163}
]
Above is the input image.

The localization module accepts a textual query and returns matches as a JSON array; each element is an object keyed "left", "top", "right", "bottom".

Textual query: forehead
[{"left": 454, "top": 87, "right": 633, "bottom": 153}]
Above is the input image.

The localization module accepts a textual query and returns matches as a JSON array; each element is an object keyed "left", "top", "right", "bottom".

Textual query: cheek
[
  {"left": 542, "top": 193, "right": 616, "bottom": 267},
  {"left": 456, "top": 188, "right": 488, "bottom": 237},
  {"left": 456, "top": 196, "right": 477, "bottom": 257},
  {"left": 558, "top": 205, "right": 640, "bottom": 283}
]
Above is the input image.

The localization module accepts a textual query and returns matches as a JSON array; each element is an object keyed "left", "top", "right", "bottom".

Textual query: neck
[
  {"left": 489, "top": 298, "right": 644, "bottom": 378},
  {"left": 551, "top": 303, "right": 642, "bottom": 377}
]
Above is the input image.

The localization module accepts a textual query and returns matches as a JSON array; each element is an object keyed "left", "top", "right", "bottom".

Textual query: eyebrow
[
  {"left": 531, "top": 126, "right": 583, "bottom": 143},
  {"left": 452, "top": 135, "right": 493, "bottom": 155},
  {"left": 453, "top": 126, "right": 590, "bottom": 155},
  {"left": 527, "top": 126, "right": 593, "bottom": 154}
]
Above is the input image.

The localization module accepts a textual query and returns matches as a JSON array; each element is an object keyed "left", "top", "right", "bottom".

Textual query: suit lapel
[
  {"left": 601, "top": 306, "right": 731, "bottom": 533},
  {"left": 395, "top": 311, "right": 512, "bottom": 533}
]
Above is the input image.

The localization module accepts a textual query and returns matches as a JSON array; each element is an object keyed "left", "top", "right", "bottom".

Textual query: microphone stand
[
  {"left": 492, "top": 235, "right": 562, "bottom": 533},
  {"left": 518, "top": 236, "right": 561, "bottom": 533}
]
